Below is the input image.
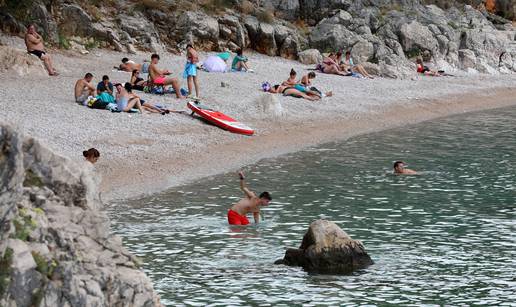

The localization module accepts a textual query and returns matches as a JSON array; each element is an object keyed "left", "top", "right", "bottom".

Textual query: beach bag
[{"left": 261, "top": 82, "right": 271, "bottom": 92}]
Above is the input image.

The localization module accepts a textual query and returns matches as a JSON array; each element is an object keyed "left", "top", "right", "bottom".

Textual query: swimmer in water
[
  {"left": 393, "top": 161, "right": 417, "bottom": 175},
  {"left": 227, "top": 171, "right": 272, "bottom": 225}
]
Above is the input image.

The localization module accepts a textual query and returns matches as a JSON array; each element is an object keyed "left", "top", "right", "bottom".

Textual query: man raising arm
[{"left": 227, "top": 172, "right": 271, "bottom": 225}]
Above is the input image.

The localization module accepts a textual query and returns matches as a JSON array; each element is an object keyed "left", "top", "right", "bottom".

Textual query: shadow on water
[{"left": 108, "top": 106, "right": 516, "bottom": 305}]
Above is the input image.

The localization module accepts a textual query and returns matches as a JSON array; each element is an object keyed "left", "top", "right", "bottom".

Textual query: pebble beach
[{"left": 1, "top": 36, "right": 516, "bottom": 201}]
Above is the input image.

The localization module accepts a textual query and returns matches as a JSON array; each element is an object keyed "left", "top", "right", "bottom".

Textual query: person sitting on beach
[
  {"left": 184, "top": 44, "right": 200, "bottom": 98},
  {"left": 232, "top": 49, "right": 253, "bottom": 72},
  {"left": 282, "top": 68, "right": 298, "bottom": 86},
  {"left": 393, "top": 161, "right": 418, "bottom": 175},
  {"left": 228, "top": 172, "right": 271, "bottom": 225},
  {"left": 281, "top": 69, "right": 332, "bottom": 99},
  {"left": 130, "top": 69, "right": 147, "bottom": 91},
  {"left": 83, "top": 148, "right": 100, "bottom": 164},
  {"left": 341, "top": 51, "right": 374, "bottom": 79},
  {"left": 97, "top": 75, "right": 114, "bottom": 96},
  {"left": 115, "top": 83, "right": 144, "bottom": 113},
  {"left": 148, "top": 53, "right": 185, "bottom": 98},
  {"left": 416, "top": 58, "right": 442, "bottom": 76},
  {"left": 74, "top": 73, "right": 95, "bottom": 105},
  {"left": 124, "top": 83, "right": 174, "bottom": 114},
  {"left": 25, "top": 24, "right": 58, "bottom": 76},
  {"left": 300, "top": 72, "right": 332, "bottom": 98},
  {"left": 118, "top": 58, "right": 150, "bottom": 74},
  {"left": 321, "top": 53, "right": 349, "bottom": 76},
  {"left": 268, "top": 84, "right": 320, "bottom": 101}
]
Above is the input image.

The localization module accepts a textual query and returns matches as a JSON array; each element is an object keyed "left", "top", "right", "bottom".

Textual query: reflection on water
[{"left": 108, "top": 107, "right": 516, "bottom": 306}]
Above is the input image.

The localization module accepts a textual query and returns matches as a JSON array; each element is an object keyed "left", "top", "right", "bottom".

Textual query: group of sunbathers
[
  {"left": 266, "top": 69, "right": 332, "bottom": 101},
  {"left": 317, "top": 50, "right": 375, "bottom": 79},
  {"left": 74, "top": 72, "right": 177, "bottom": 114}
]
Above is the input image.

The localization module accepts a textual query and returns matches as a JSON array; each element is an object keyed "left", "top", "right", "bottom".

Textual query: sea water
[{"left": 108, "top": 106, "right": 515, "bottom": 306}]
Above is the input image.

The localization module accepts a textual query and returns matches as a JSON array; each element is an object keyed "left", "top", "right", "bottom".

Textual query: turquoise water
[{"left": 108, "top": 106, "right": 515, "bottom": 306}]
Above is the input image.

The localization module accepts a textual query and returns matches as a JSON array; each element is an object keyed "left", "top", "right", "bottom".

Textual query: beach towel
[
  {"left": 183, "top": 61, "right": 197, "bottom": 79},
  {"left": 203, "top": 55, "right": 227, "bottom": 73},
  {"left": 218, "top": 52, "right": 230, "bottom": 61}
]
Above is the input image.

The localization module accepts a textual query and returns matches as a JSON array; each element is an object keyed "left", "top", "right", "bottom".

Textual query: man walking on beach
[
  {"left": 393, "top": 161, "right": 418, "bottom": 175},
  {"left": 148, "top": 54, "right": 185, "bottom": 98},
  {"left": 227, "top": 172, "right": 272, "bottom": 225},
  {"left": 24, "top": 24, "right": 58, "bottom": 76}
]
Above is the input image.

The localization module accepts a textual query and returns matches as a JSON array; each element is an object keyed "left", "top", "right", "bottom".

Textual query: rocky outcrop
[
  {"left": 0, "top": 0, "right": 514, "bottom": 77},
  {"left": 298, "top": 49, "right": 323, "bottom": 64},
  {"left": 275, "top": 220, "right": 373, "bottom": 273},
  {"left": 0, "top": 46, "right": 47, "bottom": 77},
  {"left": 0, "top": 125, "right": 162, "bottom": 307}
]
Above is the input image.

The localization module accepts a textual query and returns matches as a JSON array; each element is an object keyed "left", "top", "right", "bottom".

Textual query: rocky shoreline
[{"left": 0, "top": 126, "right": 162, "bottom": 306}]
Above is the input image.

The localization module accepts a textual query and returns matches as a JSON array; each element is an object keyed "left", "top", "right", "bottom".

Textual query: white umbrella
[{"left": 203, "top": 55, "right": 227, "bottom": 73}]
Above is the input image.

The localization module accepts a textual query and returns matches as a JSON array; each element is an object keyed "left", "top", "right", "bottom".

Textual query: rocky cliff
[
  {"left": 0, "top": 125, "right": 162, "bottom": 307},
  {"left": 0, "top": 0, "right": 515, "bottom": 77}
]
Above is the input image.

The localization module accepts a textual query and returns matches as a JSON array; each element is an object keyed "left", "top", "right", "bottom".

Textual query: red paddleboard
[{"left": 187, "top": 101, "right": 254, "bottom": 135}]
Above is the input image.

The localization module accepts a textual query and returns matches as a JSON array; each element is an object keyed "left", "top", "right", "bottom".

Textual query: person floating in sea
[
  {"left": 227, "top": 172, "right": 272, "bottom": 225},
  {"left": 83, "top": 148, "right": 100, "bottom": 164},
  {"left": 393, "top": 161, "right": 418, "bottom": 175},
  {"left": 25, "top": 24, "right": 58, "bottom": 76}
]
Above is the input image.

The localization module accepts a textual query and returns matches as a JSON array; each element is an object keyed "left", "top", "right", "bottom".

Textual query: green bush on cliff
[{"left": 0, "top": 248, "right": 14, "bottom": 297}]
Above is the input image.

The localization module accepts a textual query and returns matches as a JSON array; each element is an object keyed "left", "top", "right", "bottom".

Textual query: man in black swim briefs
[{"left": 24, "top": 24, "right": 58, "bottom": 76}]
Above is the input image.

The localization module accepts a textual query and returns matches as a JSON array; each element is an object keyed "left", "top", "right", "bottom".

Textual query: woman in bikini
[
  {"left": 322, "top": 53, "right": 349, "bottom": 76},
  {"left": 130, "top": 69, "right": 147, "bottom": 91},
  {"left": 268, "top": 84, "right": 319, "bottom": 101},
  {"left": 416, "top": 58, "right": 441, "bottom": 76},
  {"left": 342, "top": 51, "right": 374, "bottom": 79},
  {"left": 300, "top": 72, "right": 333, "bottom": 98}
]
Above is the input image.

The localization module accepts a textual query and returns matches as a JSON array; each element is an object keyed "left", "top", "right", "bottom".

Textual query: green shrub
[{"left": 0, "top": 248, "right": 13, "bottom": 297}]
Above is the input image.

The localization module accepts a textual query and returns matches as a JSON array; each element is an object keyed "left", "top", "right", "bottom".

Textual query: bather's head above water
[
  {"left": 259, "top": 191, "right": 272, "bottom": 206},
  {"left": 393, "top": 161, "right": 417, "bottom": 175}
]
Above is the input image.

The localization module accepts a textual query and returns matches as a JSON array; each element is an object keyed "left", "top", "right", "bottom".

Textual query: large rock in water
[
  {"left": 0, "top": 125, "right": 162, "bottom": 306},
  {"left": 275, "top": 220, "right": 373, "bottom": 273}
]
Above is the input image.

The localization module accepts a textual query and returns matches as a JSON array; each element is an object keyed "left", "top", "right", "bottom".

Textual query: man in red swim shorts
[{"left": 227, "top": 171, "right": 271, "bottom": 225}]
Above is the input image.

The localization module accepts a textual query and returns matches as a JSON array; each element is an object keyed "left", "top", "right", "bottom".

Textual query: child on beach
[
  {"left": 83, "top": 148, "right": 100, "bottom": 164},
  {"left": 184, "top": 44, "right": 200, "bottom": 98},
  {"left": 282, "top": 69, "right": 298, "bottom": 86},
  {"left": 232, "top": 49, "right": 253, "bottom": 72}
]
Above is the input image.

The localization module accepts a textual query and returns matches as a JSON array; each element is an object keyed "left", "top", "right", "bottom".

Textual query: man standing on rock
[
  {"left": 24, "top": 24, "right": 58, "bottom": 76},
  {"left": 148, "top": 53, "right": 185, "bottom": 99},
  {"left": 227, "top": 172, "right": 272, "bottom": 225}
]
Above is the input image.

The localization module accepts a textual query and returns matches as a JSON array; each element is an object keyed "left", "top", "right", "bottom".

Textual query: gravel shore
[{"left": 1, "top": 37, "right": 515, "bottom": 201}]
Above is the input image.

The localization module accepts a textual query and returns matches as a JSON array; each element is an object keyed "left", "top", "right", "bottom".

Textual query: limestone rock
[
  {"left": 399, "top": 21, "right": 439, "bottom": 54},
  {"left": 0, "top": 125, "right": 162, "bottom": 307},
  {"left": 0, "top": 46, "right": 47, "bottom": 77},
  {"left": 298, "top": 49, "right": 323, "bottom": 65},
  {"left": 351, "top": 40, "right": 374, "bottom": 63},
  {"left": 458, "top": 49, "right": 477, "bottom": 70},
  {"left": 256, "top": 93, "right": 286, "bottom": 118},
  {"left": 176, "top": 11, "right": 220, "bottom": 49},
  {"left": 275, "top": 220, "right": 373, "bottom": 273}
]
